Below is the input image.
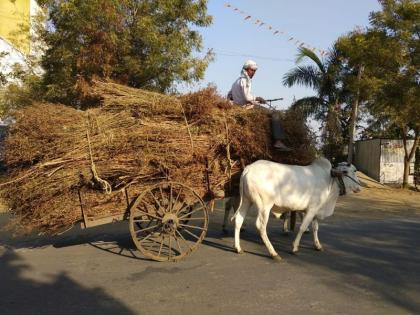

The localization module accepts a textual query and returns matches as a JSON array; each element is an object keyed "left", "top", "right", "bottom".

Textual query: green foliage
[
  {"left": 39, "top": 0, "right": 213, "bottom": 106},
  {"left": 336, "top": 0, "right": 419, "bottom": 186},
  {"left": 0, "top": 63, "right": 44, "bottom": 117},
  {"left": 367, "top": 0, "right": 419, "bottom": 130},
  {"left": 283, "top": 47, "right": 346, "bottom": 158}
]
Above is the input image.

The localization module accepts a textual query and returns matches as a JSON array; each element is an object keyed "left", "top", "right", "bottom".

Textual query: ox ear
[{"left": 331, "top": 169, "right": 343, "bottom": 177}]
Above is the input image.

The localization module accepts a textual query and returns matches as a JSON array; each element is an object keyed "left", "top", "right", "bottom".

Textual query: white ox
[{"left": 232, "top": 157, "right": 361, "bottom": 260}]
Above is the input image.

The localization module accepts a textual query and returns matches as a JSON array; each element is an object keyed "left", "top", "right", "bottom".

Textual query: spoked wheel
[{"left": 129, "top": 182, "right": 209, "bottom": 262}]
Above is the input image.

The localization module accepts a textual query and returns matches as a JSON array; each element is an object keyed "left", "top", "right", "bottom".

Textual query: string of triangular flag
[{"left": 224, "top": 3, "right": 330, "bottom": 57}]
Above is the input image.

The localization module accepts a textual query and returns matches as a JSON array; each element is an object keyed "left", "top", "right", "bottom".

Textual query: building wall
[
  {"left": 354, "top": 139, "right": 381, "bottom": 181},
  {"left": 355, "top": 139, "right": 416, "bottom": 184},
  {"left": 380, "top": 139, "right": 415, "bottom": 184},
  {"left": 0, "top": 37, "right": 27, "bottom": 77},
  {"left": 0, "top": 0, "right": 31, "bottom": 54},
  {"left": 0, "top": 0, "right": 43, "bottom": 83}
]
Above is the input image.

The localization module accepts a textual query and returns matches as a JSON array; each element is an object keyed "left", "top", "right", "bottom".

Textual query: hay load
[{"left": 1, "top": 81, "right": 316, "bottom": 235}]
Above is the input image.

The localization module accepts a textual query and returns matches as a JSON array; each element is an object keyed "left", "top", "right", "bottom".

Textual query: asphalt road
[{"left": 1, "top": 189, "right": 420, "bottom": 315}]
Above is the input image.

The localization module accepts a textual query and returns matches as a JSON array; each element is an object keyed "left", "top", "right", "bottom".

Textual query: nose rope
[{"left": 344, "top": 174, "right": 361, "bottom": 186}]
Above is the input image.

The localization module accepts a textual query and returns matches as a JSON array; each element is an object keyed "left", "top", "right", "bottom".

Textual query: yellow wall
[{"left": 0, "top": 0, "right": 31, "bottom": 54}]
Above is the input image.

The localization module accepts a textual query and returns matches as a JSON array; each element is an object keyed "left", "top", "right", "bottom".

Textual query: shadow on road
[
  {"left": 296, "top": 219, "right": 420, "bottom": 314},
  {"left": 0, "top": 249, "right": 135, "bottom": 315},
  {"left": 2, "top": 197, "right": 420, "bottom": 313}
]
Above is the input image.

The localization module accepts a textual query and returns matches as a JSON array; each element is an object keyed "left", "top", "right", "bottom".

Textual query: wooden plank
[{"left": 82, "top": 213, "right": 128, "bottom": 229}]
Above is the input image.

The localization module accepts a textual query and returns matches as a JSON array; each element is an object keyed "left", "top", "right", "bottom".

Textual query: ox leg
[
  {"left": 290, "top": 211, "right": 297, "bottom": 232},
  {"left": 282, "top": 212, "right": 290, "bottom": 234},
  {"left": 224, "top": 196, "right": 244, "bottom": 234},
  {"left": 311, "top": 218, "right": 323, "bottom": 251},
  {"left": 234, "top": 199, "right": 250, "bottom": 254},
  {"left": 301, "top": 212, "right": 310, "bottom": 234},
  {"left": 292, "top": 211, "right": 316, "bottom": 254},
  {"left": 256, "top": 206, "right": 281, "bottom": 260},
  {"left": 222, "top": 198, "right": 232, "bottom": 234}
]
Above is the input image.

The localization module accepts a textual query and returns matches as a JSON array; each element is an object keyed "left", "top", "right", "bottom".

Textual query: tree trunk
[
  {"left": 347, "top": 65, "right": 364, "bottom": 164},
  {"left": 402, "top": 127, "right": 419, "bottom": 188}
]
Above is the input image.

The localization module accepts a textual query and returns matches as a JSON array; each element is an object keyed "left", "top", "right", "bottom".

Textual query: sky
[{"left": 183, "top": 0, "right": 382, "bottom": 110}]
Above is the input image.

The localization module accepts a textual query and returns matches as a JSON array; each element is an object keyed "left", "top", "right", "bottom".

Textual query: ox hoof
[
  {"left": 290, "top": 248, "right": 299, "bottom": 255},
  {"left": 236, "top": 249, "right": 244, "bottom": 254},
  {"left": 314, "top": 245, "right": 324, "bottom": 252},
  {"left": 271, "top": 255, "right": 282, "bottom": 262}
]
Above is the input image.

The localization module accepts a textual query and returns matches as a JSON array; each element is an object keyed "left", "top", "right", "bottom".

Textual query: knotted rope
[{"left": 86, "top": 125, "right": 112, "bottom": 194}]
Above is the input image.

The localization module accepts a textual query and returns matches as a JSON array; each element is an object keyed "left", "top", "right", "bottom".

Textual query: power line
[{"left": 212, "top": 49, "right": 293, "bottom": 62}]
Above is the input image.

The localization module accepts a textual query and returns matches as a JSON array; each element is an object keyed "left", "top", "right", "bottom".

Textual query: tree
[
  {"left": 282, "top": 47, "right": 345, "bottom": 159},
  {"left": 37, "top": 0, "right": 213, "bottom": 106},
  {"left": 335, "top": 0, "right": 419, "bottom": 187},
  {"left": 367, "top": 0, "right": 419, "bottom": 187},
  {"left": 335, "top": 29, "right": 391, "bottom": 163}
]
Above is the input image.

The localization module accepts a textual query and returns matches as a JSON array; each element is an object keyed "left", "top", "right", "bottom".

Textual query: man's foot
[{"left": 273, "top": 140, "right": 292, "bottom": 151}]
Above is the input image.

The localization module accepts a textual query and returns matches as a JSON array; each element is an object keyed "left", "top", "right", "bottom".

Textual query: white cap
[{"left": 243, "top": 59, "right": 258, "bottom": 70}]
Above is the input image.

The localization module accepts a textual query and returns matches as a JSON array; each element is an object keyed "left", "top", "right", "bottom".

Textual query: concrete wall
[
  {"left": 355, "top": 139, "right": 381, "bottom": 181},
  {"left": 0, "top": 37, "right": 27, "bottom": 78},
  {"left": 0, "top": 0, "right": 43, "bottom": 78},
  {"left": 0, "top": 0, "right": 31, "bottom": 54},
  {"left": 380, "top": 139, "right": 415, "bottom": 184},
  {"left": 355, "top": 139, "right": 416, "bottom": 184}
]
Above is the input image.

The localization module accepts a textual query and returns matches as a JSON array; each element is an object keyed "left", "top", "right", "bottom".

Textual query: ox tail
[{"left": 230, "top": 172, "right": 246, "bottom": 222}]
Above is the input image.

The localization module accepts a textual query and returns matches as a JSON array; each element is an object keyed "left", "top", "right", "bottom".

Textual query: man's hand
[{"left": 256, "top": 96, "right": 266, "bottom": 104}]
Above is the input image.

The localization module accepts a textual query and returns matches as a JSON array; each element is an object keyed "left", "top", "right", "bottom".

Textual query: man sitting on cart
[{"left": 227, "top": 60, "right": 291, "bottom": 152}]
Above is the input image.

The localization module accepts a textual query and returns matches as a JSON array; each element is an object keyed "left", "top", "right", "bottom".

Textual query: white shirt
[{"left": 227, "top": 70, "right": 257, "bottom": 105}]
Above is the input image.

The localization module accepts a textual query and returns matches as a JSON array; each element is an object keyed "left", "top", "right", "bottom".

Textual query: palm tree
[{"left": 283, "top": 47, "right": 345, "bottom": 159}]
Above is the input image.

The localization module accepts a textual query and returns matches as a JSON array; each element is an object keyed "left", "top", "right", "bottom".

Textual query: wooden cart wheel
[{"left": 129, "top": 182, "right": 209, "bottom": 262}]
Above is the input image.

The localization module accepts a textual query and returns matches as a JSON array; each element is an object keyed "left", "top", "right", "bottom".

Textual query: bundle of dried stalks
[{"left": 1, "top": 82, "right": 315, "bottom": 235}]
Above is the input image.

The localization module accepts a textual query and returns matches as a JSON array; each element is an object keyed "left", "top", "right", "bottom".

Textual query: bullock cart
[{"left": 2, "top": 82, "right": 315, "bottom": 262}]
